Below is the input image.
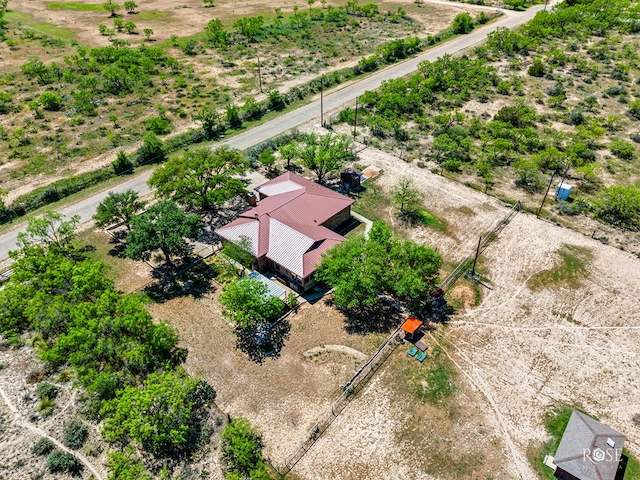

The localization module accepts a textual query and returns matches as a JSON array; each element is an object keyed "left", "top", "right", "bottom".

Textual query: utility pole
[
  {"left": 471, "top": 235, "right": 482, "bottom": 277},
  {"left": 536, "top": 171, "right": 556, "bottom": 217},
  {"left": 353, "top": 96, "right": 358, "bottom": 138},
  {"left": 256, "top": 54, "right": 263, "bottom": 94},
  {"left": 320, "top": 76, "right": 324, "bottom": 127}
]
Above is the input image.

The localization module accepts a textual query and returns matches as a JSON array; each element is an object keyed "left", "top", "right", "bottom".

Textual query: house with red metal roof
[{"left": 215, "top": 172, "right": 354, "bottom": 292}]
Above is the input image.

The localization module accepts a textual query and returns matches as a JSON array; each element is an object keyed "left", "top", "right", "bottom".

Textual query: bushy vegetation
[
  {"left": 316, "top": 221, "right": 442, "bottom": 311},
  {"left": 220, "top": 418, "right": 272, "bottom": 480},
  {"left": 220, "top": 277, "right": 286, "bottom": 330},
  {"left": 0, "top": 212, "right": 216, "bottom": 475}
]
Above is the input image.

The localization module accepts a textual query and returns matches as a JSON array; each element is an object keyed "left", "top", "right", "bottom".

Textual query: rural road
[{"left": 0, "top": 1, "right": 555, "bottom": 262}]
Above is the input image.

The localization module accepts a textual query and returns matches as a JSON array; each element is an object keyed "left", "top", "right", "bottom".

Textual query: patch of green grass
[
  {"left": 529, "top": 244, "right": 593, "bottom": 290},
  {"left": 415, "top": 208, "right": 448, "bottom": 231},
  {"left": 352, "top": 177, "right": 391, "bottom": 222},
  {"left": 136, "top": 11, "right": 169, "bottom": 21},
  {"left": 45, "top": 2, "right": 103, "bottom": 12},
  {"left": 5, "top": 11, "right": 78, "bottom": 40},
  {"left": 417, "top": 346, "right": 457, "bottom": 405}
]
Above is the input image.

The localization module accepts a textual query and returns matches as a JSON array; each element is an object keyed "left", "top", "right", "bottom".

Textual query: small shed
[
  {"left": 556, "top": 182, "right": 573, "bottom": 201},
  {"left": 247, "top": 271, "right": 286, "bottom": 300},
  {"left": 550, "top": 410, "right": 626, "bottom": 480},
  {"left": 341, "top": 167, "right": 362, "bottom": 189}
]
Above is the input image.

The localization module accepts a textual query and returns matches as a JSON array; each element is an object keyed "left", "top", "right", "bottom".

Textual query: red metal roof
[{"left": 215, "top": 172, "right": 353, "bottom": 278}]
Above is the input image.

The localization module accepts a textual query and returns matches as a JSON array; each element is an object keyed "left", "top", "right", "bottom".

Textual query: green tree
[
  {"left": 220, "top": 419, "right": 271, "bottom": 479},
  {"left": 135, "top": 131, "right": 165, "bottom": 165},
  {"left": 220, "top": 235, "right": 254, "bottom": 277},
  {"left": 226, "top": 104, "right": 242, "bottom": 129},
  {"left": 278, "top": 142, "right": 298, "bottom": 170},
  {"left": 123, "top": 20, "right": 137, "bottom": 34},
  {"left": 452, "top": 12, "right": 474, "bottom": 34},
  {"left": 148, "top": 147, "right": 249, "bottom": 211},
  {"left": 112, "top": 150, "right": 134, "bottom": 174},
  {"left": 125, "top": 200, "right": 200, "bottom": 266},
  {"left": 107, "top": 449, "right": 152, "bottom": 480},
  {"left": 204, "top": 18, "right": 226, "bottom": 46},
  {"left": 123, "top": 0, "right": 136, "bottom": 13},
  {"left": 233, "top": 16, "right": 264, "bottom": 42},
  {"left": 528, "top": 57, "right": 545, "bottom": 77},
  {"left": 93, "top": 189, "right": 147, "bottom": 231},
  {"left": 391, "top": 177, "right": 421, "bottom": 215},
  {"left": 610, "top": 138, "right": 636, "bottom": 160},
  {"left": 15, "top": 211, "right": 79, "bottom": 255},
  {"left": 298, "top": 133, "right": 355, "bottom": 184},
  {"left": 143, "top": 28, "right": 153, "bottom": 40},
  {"left": 194, "top": 105, "right": 224, "bottom": 138},
  {"left": 21, "top": 57, "right": 50, "bottom": 85},
  {"left": 258, "top": 149, "right": 276, "bottom": 172},
  {"left": 596, "top": 185, "right": 640, "bottom": 231},
  {"left": 38, "top": 92, "right": 63, "bottom": 111},
  {"left": 103, "top": 0, "right": 121, "bottom": 17},
  {"left": 219, "top": 277, "right": 285, "bottom": 329},
  {"left": 316, "top": 221, "right": 441, "bottom": 311},
  {"left": 101, "top": 369, "right": 216, "bottom": 457}
]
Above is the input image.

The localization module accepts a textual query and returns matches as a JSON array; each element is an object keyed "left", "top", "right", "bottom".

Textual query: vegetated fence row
[{"left": 279, "top": 201, "right": 522, "bottom": 476}]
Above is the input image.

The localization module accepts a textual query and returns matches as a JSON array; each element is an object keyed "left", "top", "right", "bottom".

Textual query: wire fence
[{"left": 280, "top": 327, "right": 402, "bottom": 475}]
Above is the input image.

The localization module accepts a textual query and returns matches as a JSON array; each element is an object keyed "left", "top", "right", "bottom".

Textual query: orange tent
[{"left": 401, "top": 317, "right": 423, "bottom": 334}]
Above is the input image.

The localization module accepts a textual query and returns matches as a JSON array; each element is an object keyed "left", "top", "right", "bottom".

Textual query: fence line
[{"left": 278, "top": 201, "right": 522, "bottom": 476}]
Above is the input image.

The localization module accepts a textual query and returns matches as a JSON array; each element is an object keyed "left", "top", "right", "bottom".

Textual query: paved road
[{"left": 0, "top": 2, "right": 554, "bottom": 262}]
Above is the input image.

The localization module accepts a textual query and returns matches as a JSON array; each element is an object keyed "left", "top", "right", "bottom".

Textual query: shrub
[
  {"left": 452, "top": 13, "right": 474, "bottom": 34},
  {"left": 38, "top": 397, "right": 56, "bottom": 417},
  {"left": 145, "top": 116, "right": 171, "bottom": 135},
  {"left": 32, "top": 438, "right": 55, "bottom": 456},
  {"left": 46, "top": 450, "right": 83, "bottom": 475},
  {"left": 112, "top": 151, "right": 134, "bottom": 175},
  {"left": 36, "top": 382, "right": 59, "bottom": 401},
  {"left": 596, "top": 185, "right": 640, "bottom": 231},
  {"left": 39, "top": 91, "right": 63, "bottom": 111},
  {"left": 629, "top": 99, "right": 640, "bottom": 120},
  {"left": 610, "top": 138, "right": 636, "bottom": 160},
  {"left": 63, "top": 419, "right": 88, "bottom": 449}
]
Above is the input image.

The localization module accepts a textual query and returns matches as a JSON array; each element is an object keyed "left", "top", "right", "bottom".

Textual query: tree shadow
[
  {"left": 144, "top": 261, "right": 217, "bottom": 303},
  {"left": 418, "top": 297, "right": 454, "bottom": 325},
  {"left": 330, "top": 299, "right": 404, "bottom": 335},
  {"left": 235, "top": 319, "right": 291, "bottom": 364}
]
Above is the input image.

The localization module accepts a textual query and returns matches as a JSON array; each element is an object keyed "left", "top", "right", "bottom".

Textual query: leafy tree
[
  {"left": 452, "top": 12, "right": 474, "bottom": 34},
  {"left": 610, "top": 138, "right": 636, "bottom": 160},
  {"left": 125, "top": 200, "right": 200, "bottom": 266},
  {"left": 113, "top": 17, "right": 124, "bottom": 31},
  {"left": 15, "top": 211, "right": 79, "bottom": 254},
  {"left": 194, "top": 105, "right": 224, "bottom": 138},
  {"left": 38, "top": 92, "right": 63, "bottom": 111},
  {"left": 279, "top": 142, "right": 298, "bottom": 170},
  {"left": 93, "top": 189, "right": 147, "bottom": 230},
  {"left": 298, "top": 133, "right": 355, "bottom": 184},
  {"left": 391, "top": 177, "right": 421, "bottom": 215},
  {"left": 123, "top": 20, "right": 137, "bottom": 34},
  {"left": 514, "top": 159, "right": 543, "bottom": 192},
  {"left": 219, "top": 277, "right": 285, "bottom": 329},
  {"left": 143, "top": 28, "right": 153, "bottom": 40},
  {"left": 316, "top": 221, "right": 441, "bottom": 311},
  {"left": 258, "top": 149, "right": 276, "bottom": 171},
  {"left": 107, "top": 449, "right": 152, "bottom": 480},
  {"left": 123, "top": 0, "right": 136, "bottom": 13},
  {"left": 528, "top": 57, "right": 545, "bottom": 77},
  {"left": 220, "top": 235, "right": 254, "bottom": 277},
  {"left": 204, "top": 18, "right": 227, "bottom": 46},
  {"left": 103, "top": 0, "right": 121, "bottom": 17},
  {"left": 226, "top": 104, "right": 242, "bottom": 129},
  {"left": 111, "top": 150, "right": 134, "bottom": 174},
  {"left": 21, "top": 57, "right": 50, "bottom": 85},
  {"left": 145, "top": 115, "right": 171, "bottom": 135},
  {"left": 233, "top": 16, "right": 264, "bottom": 42},
  {"left": 135, "top": 131, "right": 165, "bottom": 165},
  {"left": 101, "top": 369, "right": 216, "bottom": 457},
  {"left": 596, "top": 185, "right": 640, "bottom": 231},
  {"left": 149, "top": 147, "right": 249, "bottom": 211},
  {"left": 221, "top": 419, "right": 271, "bottom": 479}
]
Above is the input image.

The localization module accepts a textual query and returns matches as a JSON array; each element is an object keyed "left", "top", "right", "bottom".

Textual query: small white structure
[{"left": 556, "top": 182, "right": 573, "bottom": 201}]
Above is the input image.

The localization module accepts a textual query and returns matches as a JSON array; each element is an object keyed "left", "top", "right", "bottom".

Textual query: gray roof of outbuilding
[{"left": 554, "top": 410, "right": 625, "bottom": 480}]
